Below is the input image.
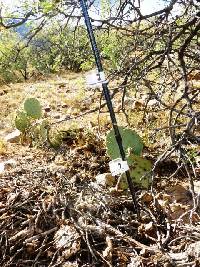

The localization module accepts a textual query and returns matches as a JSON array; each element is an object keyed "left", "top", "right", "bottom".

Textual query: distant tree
[{"left": 0, "top": 29, "right": 31, "bottom": 82}]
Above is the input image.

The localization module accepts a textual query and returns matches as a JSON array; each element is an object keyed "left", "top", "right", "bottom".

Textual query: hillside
[{"left": 0, "top": 72, "right": 200, "bottom": 266}]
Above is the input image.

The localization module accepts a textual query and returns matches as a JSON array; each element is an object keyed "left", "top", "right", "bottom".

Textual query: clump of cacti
[
  {"left": 14, "top": 99, "right": 83, "bottom": 148},
  {"left": 15, "top": 98, "right": 42, "bottom": 132},
  {"left": 106, "top": 126, "right": 152, "bottom": 189},
  {"left": 14, "top": 98, "right": 46, "bottom": 146}
]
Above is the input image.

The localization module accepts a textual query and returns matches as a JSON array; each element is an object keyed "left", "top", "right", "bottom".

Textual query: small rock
[
  {"left": 0, "top": 89, "right": 8, "bottom": 96},
  {"left": 0, "top": 163, "right": 4, "bottom": 173},
  {"left": 194, "top": 181, "right": 200, "bottom": 194},
  {"left": 187, "top": 241, "right": 200, "bottom": 258},
  {"left": 44, "top": 106, "right": 51, "bottom": 112},
  {"left": 5, "top": 130, "right": 21, "bottom": 143},
  {"left": 58, "top": 82, "right": 67, "bottom": 88},
  {"left": 124, "top": 98, "right": 144, "bottom": 110},
  {"left": 54, "top": 155, "right": 66, "bottom": 165},
  {"left": 53, "top": 114, "right": 61, "bottom": 119},
  {"left": 148, "top": 99, "right": 159, "bottom": 106},
  {"left": 62, "top": 262, "right": 79, "bottom": 267},
  {"left": 5, "top": 159, "right": 17, "bottom": 167},
  {"left": 127, "top": 256, "right": 143, "bottom": 267},
  {"left": 62, "top": 104, "right": 68, "bottom": 108},
  {"left": 95, "top": 173, "right": 115, "bottom": 187},
  {"left": 0, "top": 159, "right": 17, "bottom": 174},
  {"left": 54, "top": 224, "right": 81, "bottom": 259}
]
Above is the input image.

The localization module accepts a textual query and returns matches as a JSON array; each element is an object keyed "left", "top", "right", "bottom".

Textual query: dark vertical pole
[{"left": 79, "top": 0, "right": 138, "bottom": 215}]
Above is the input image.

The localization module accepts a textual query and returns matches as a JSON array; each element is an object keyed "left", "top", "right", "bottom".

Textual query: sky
[
  {"left": 1, "top": 0, "right": 167, "bottom": 16},
  {"left": 140, "top": 0, "right": 167, "bottom": 15}
]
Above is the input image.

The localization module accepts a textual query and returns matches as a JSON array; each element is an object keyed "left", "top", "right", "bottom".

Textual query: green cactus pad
[
  {"left": 15, "top": 111, "right": 30, "bottom": 132},
  {"left": 39, "top": 120, "right": 49, "bottom": 142},
  {"left": 24, "top": 98, "right": 42, "bottom": 119},
  {"left": 117, "top": 175, "right": 129, "bottom": 190},
  {"left": 47, "top": 128, "right": 63, "bottom": 149},
  {"left": 106, "top": 126, "right": 143, "bottom": 159},
  {"left": 119, "top": 154, "right": 152, "bottom": 189},
  {"left": 129, "top": 154, "right": 152, "bottom": 188}
]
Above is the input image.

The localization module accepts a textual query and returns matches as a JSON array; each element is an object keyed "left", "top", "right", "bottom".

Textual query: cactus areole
[{"left": 79, "top": 0, "right": 139, "bottom": 215}]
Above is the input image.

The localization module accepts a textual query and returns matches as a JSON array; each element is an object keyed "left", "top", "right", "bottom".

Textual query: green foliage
[
  {"left": 0, "top": 22, "right": 131, "bottom": 83},
  {"left": 101, "top": 0, "right": 110, "bottom": 18},
  {"left": 106, "top": 126, "right": 143, "bottom": 159},
  {"left": 80, "top": 60, "right": 94, "bottom": 71},
  {"left": 106, "top": 126, "right": 151, "bottom": 189},
  {"left": 99, "top": 31, "right": 130, "bottom": 70},
  {"left": 0, "top": 29, "right": 35, "bottom": 83},
  {"left": 24, "top": 98, "right": 42, "bottom": 119},
  {"left": 0, "top": 30, "right": 21, "bottom": 83},
  {"left": 29, "top": 24, "right": 93, "bottom": 74},
  {"left": 41, "top": 1, "right": 54, "bottom": 13}
]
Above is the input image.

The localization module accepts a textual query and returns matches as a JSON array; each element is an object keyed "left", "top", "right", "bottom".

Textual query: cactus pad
[
  {"left": 15, "top": 111, "right": 30, "bottom": 132},
  {"left": 119, "top": 154, "right": 152, "bottom": 189},
  {"left": 129, "top": 154, "right": 152, "bottom": 188},
  {"left": 106, "top": 126, "right": 143, "bottom": 159},
  {"left": 24, "top": 98, "right": 42, "bottom": 119}
]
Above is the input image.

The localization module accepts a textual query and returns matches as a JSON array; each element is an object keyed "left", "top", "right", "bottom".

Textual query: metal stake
[{"left": 79, "top": 0, "right": 139, "bottom": 215}]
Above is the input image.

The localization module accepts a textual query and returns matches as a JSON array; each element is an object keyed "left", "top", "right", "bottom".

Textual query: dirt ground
[{"left": 0, "top": 73, "right": 200, "bottom": 266}]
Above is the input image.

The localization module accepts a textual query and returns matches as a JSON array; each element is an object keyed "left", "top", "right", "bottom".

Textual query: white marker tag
[
  {"left": 98, "top": 71, "right": 107, "bottom": 83},
  {"left": 109, "top": 158, "right": 129, "bottom": 176},
  {"left": 86, "top": 71, "right": 107, "bottom": 87}
]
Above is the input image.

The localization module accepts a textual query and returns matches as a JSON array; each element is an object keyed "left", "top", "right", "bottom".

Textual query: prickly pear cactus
[
  {"left": 15, "top": 111, "right": 30, "bottom": 132},
  {"left": 129, "top": 154, "right": 152, "bottom": 188},
  {"left": 106, "top": 126, "right": 143, "bottom": 159},
  {"left": 106, "top": 126, "right": 151, "bottom": 189},
  {"left": 24, "top": 98, "right": 42, "bottom": 119},
  {"left": 119, "top": 154, "right": 152, "bottom": 189},
  {"left": 39, "top": 120, "right": 49, "bottom": 142},
  {"left": 30, "top": 120, "right": 49, "bottom": 146},
  {"left": 47, "top": 127, "right": 63, "bottom": 149}
]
